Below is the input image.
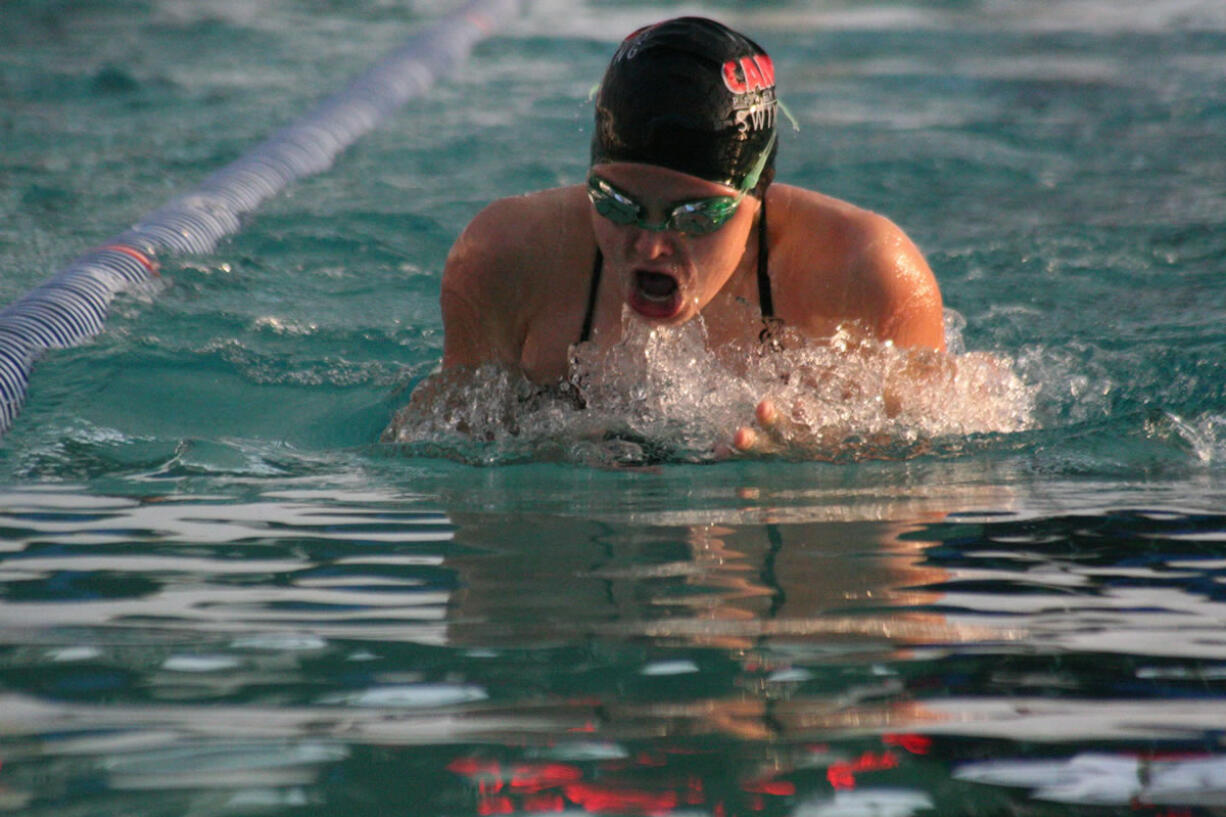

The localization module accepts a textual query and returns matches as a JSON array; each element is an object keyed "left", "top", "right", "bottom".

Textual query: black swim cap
[{"left": 591, "top": 17, "right": 779, "bottom": 191}]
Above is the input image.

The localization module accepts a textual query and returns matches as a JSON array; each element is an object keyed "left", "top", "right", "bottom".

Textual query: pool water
[{"left": 2, "top": 0, "right": 1226, "bottom": 814}]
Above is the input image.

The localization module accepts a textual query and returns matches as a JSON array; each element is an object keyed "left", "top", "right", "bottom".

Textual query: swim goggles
[{"left": 587, "top": 134, "right": 776, "bottom": 236}]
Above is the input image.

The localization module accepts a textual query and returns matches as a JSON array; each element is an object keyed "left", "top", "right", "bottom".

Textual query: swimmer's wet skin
[
  {"left": 407, "top": 17, "right": 951, "bottom": 457},
  {"left": 589, "top": 127, "right": 778, "bottom": 326}
]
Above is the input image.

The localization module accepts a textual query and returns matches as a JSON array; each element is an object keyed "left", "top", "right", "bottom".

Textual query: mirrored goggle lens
[
  {"left": 592, "top": 196, "right": 640, "bottom": 225},
  {"left": 669, "top": 201, "right": 737, "bottom": 235},
  {"left": 588, "top": 176, "right": 742, "bottom": 235},
  {"left": 587, "top": 180, "right": 639, "bottom": 223}
]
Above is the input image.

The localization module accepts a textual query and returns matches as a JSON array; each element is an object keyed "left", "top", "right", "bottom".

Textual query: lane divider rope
[{"left": 0, "top": 0, "right": 522, "bottom": 436}]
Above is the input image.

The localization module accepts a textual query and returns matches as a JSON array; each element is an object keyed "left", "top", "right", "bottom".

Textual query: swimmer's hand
[
  {"left": 721, "top": 347, "right": 964, "bottom": 457},
  {"left": 722, "top": 347, "right": 1018, "bottom": 458},
  {"left": 724, "top": 397, "right": 841, "bottom": 456},
  {"left": 731, "top": 398, "right": 786, "bottom": 454}
]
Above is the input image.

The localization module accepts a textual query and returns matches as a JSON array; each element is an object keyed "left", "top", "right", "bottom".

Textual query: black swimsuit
[{"left": 578, "top": 199, "right": 774, "bottom": 344}]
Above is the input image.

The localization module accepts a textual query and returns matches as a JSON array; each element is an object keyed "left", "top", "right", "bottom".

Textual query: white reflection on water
[
  {"left": 956, "top": 751, "right": 1226, "bottom": 809},
  {"left": 0, "top": 479, "right": 1225, "bottom": 813}
]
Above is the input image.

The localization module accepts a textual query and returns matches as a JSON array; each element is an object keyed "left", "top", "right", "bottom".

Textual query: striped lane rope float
[{"left": 0, "top": 0, "right": 522, "bottom": 436}]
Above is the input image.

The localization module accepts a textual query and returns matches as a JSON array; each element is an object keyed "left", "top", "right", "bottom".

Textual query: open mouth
[{"left": 629, "top": 270, "right": 682, "bottom": 319}]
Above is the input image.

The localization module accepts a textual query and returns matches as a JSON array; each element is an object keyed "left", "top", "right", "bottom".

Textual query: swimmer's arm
[
  {"left": 438, "top": 201, "right": 526, "bottom": 370},
  {"left": 384, "top": 278, "right": 496, "bottom": 441},
  {"left": 384, "top": 364, "right": 479, "bottom": 441},
  {"left": 394, "top": 234, "right": 518, "bottom": 438},
  {"left": 440, "top": 284, "right": 497, "bottom": 369},
  {"left": 855, "top": 214, "right": 946, "bottom": 352}
]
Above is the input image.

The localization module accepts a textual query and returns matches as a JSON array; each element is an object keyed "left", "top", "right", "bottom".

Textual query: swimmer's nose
[{"left": 632, "top": 224, "right": 676, "bottom": 258}]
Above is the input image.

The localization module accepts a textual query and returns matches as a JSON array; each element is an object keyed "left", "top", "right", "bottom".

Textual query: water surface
[{"left": 2, "top": 0, "right": 1226, "bottom": 814}]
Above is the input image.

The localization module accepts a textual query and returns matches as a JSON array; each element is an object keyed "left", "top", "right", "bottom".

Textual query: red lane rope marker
[
  {"left": 0, "top": 0, "right": 521, "bottom": 436},
  {"left": 98, "top": 244, "right": 160, "bottom": 277}
]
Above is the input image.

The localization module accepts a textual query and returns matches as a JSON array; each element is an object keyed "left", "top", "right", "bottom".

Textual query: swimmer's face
[{"left": 588, "top": 162, "right": 760, "bottom": 325}]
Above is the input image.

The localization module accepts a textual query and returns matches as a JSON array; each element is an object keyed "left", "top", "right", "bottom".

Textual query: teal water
[{"left": 3, "top": 0, "right": 1226, "bottom": 814}]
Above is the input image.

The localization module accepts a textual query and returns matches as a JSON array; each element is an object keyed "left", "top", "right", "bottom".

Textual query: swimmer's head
[{"left": 591, "top": 17, "right": 779, "bottom": 194}]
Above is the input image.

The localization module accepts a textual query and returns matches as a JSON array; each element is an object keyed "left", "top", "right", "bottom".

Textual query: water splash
[
  {"left": 1151, "top": 411, "right": 1226, "bottom": 465},
  {"left": 383, "top": 310, "right": 1035, "bottom": 465}
]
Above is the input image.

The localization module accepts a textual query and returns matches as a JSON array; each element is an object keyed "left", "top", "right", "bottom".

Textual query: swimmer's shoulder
[
  {"left": 768, "top": 183, "right": 905, "bottom": 251},
  {"left": 767, "top": 184, "right": 945, "bottom": 350},
  {"left": 439, "top": 186, "right": 592, "bottom": 370},
  {"left": 444, "top": 185, "right": 591, "bottom": 289}
]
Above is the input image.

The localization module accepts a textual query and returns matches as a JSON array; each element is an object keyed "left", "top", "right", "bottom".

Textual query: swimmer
[{"left": 412, "top": 17, "right": 946, "bottom": 453}]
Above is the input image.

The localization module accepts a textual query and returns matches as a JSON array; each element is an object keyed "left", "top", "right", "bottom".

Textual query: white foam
[
  {"left": 385, "top": 309, "right": 1035, "bottom": 465},
  {"left": 1156, "top": 411, "right": 1226, "bottom": 464}
]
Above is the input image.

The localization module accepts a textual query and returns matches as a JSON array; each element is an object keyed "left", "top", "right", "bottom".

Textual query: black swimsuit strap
[
  {"left": 579, "top": 201, "right": 772, "bottom": 345},
  {"left": 579, "top": 247, "right": 602, "bottom": 344},
  {"left": 757, "top": 195, "right": 774, "bottom": 319}
]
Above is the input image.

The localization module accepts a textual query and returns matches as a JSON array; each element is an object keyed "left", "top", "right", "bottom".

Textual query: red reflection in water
[
  {"left": 510, "top": 763, "right": 584, "bottom": 793},
  {"left": 742, "top": 779, "right": 796, "bottom": 796},
  {"left": 826, "top": 750, "right": 900, "bottom": 790},
  {"left": 448, "top": 737, "right": 1226, "bottom": 817},
  {"left": 447, "top": 753, "right": 798, "bottom": 816},
  {"left": 522, "top": 793, "right": 566, "bottom": 812},
  {"left": 477, "top": 794, "right": 514, "bottom": 815},
  {"left": 447, "top": 758, "right": 501, "bottom": 778},
  {"left": 446, "top": 737, "right": 944, "bottom": 815},
  {"left": 883, "top": 732, "right": 932, "bottom": 755},
  {"left": 564, "top": 782, "right": 678, "bottom": 815}
]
